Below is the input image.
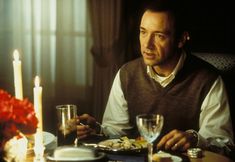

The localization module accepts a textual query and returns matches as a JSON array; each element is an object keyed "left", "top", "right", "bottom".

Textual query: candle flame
[
  {"left": 13, "top": 50, "right": 20, "bottom": 61},
  {"left": 34, "top": 76, "right": 40, "bottom": 87}
]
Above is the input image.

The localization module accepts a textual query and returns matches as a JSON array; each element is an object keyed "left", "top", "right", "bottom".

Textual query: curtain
[
  {"left": 88, "top": 0, "right": 125, "bottom": 122},
  {"left": 0, "top": 0, "right": 93, "bottom": 133}
]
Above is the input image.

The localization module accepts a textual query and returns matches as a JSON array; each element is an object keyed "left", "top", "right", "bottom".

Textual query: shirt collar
[{"left": 147, "top": 50, "right": 187, "bottom": 87}]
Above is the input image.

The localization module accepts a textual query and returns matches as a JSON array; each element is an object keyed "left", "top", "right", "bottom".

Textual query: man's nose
[{"left": 144, "top": 35, "right": 155, "bottom": 49}]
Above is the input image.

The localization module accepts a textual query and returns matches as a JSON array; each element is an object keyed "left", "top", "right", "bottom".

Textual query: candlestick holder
[
  {"left": 33, "top": 144, "right": 45, "bottom": 162},
  {"left": 34, "top": 130, "right": 45, "bottom": 162}
]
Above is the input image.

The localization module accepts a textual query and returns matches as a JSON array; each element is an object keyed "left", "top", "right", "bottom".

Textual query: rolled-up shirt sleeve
[
  {"left": 198, "top": 76, "right": 234, "bottom": 148},
  {"left": 102, "top": 70, "right": 132, "bottom": 137}
]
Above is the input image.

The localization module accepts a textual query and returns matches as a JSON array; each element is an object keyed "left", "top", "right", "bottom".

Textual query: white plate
[
  {"left": 153, "top": 151, "right": 182, "bottom": 162},
  {"left": 97, "top": 138, "right": 147, "bottom": 154},
  {"left": 43, "top": 132, "right": 56, "bottom": 146},
  {"left": 27, "top": 131, "right": 56, "bottom": 152},
  {"left": 171, "top": 155, "right": 182, "bottom": 162}
]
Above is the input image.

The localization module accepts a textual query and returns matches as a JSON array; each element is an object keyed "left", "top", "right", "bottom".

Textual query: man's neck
[{"left": 152, "top": 52, "right": 181, "bottom": 77}]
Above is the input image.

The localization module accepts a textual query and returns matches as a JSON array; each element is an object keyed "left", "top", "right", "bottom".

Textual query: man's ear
[{"left": 178, "top": 31, "right": 190, "bottom": 48}]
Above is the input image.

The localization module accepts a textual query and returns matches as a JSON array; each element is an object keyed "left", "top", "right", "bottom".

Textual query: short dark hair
[{"left": 142, "top": 0, "right": 190, "bottom": 39}]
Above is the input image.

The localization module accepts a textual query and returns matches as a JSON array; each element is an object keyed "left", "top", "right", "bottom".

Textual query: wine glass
[{"left": 136, "top": 114, "right": 164, "bottom": 162}]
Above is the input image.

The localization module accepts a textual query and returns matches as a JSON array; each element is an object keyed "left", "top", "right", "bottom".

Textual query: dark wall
[
  {"left": 187, "top": 1, "right": 234, "bottom": 53},
  {"left": 122, "top": 0, "right": 234, "bottom": 61}
]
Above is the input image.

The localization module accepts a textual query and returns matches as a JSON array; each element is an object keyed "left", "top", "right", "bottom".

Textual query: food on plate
[
  {"left": 152, "top": 152, "right": 173, "bottom": 162},
  {"left": 98, "top": 136, "right": 147, "bottom": 150}
]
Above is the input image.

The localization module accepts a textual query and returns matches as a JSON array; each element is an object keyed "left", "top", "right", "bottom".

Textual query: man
[{"left": 77, "top": 0, "right": 234, "bottom": 153}]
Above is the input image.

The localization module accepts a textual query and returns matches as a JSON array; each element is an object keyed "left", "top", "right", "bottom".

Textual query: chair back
[{"left": 193, "top": 52, "right": 235, "bottom": 134}]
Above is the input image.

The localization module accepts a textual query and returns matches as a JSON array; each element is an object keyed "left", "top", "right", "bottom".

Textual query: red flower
[{"left": 0, "top": 89, "right": 38, "bottom": 151}]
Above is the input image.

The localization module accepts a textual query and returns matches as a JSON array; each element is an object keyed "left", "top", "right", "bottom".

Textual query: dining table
[
  {"left": 26, "top": 134, "right": 233, "bottom": 162},
  {"left": 26, "top": 150, "right": 233, "bottom": 162},
  {"left": 106, "top": 150, "right": 233, "bottom": 162}
]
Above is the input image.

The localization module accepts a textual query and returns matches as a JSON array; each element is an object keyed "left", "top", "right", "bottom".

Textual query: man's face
[{"left": 139, "top": 10, "right": 177, "bottom": 67}]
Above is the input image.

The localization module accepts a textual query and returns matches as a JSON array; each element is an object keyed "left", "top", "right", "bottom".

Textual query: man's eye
[
  {"left": 140, "top": 30, "right": 146, "bottom": 35},
  {"left": 155, "top": 34, "right": 165, "bottom": 40}
]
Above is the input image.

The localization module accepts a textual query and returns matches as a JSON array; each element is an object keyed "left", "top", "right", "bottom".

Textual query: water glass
[
  {"left": 136, "top": 114, "right": 164, "bottom": 162},
  {"left": 56, "top": 104, "right": 77, "bottom": 146}
]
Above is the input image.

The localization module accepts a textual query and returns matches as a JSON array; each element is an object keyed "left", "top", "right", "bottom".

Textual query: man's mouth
[{"left": 143, "top": 51, "right": 155, "bottom": 59}]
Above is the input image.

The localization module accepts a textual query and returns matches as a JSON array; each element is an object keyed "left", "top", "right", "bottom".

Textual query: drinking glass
[
  {"left": 136, "top": 114, "right": 164, "bottom": 162},
  {"left": 56, "top": 104, "right": 77, "bottom": 146}
]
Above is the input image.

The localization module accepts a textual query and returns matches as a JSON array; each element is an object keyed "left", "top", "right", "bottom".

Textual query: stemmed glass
[{"left": 136, "top": 114, "right": 164, "bottom": 162}]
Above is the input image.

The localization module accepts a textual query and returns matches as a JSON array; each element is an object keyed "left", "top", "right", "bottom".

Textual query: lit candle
[
  {"left": 33, "top": 76, "right": 44, "bottom": 160},
  {"left": 34, "top": 76, "right": 43, "bottom": 132},
  {"left": 13, "top": 50, "right": 23, "bottom": 100}
]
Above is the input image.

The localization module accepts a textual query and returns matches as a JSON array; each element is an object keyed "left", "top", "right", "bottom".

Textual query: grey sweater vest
[{"left": 120, "top": 54, "right": 218, "bottom": 137}]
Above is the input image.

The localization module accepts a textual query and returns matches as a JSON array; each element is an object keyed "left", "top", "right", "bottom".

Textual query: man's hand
[
  {"left": 76, "top": 114, "right": 97, "bottom": 139},
  {"left": 157, "top": 129, "right": 198, "bottom": 152}
]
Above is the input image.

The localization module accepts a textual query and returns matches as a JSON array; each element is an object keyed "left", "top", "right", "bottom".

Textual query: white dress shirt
[{"left": 102, "top": 52, "right": 234, "bottom": 148}]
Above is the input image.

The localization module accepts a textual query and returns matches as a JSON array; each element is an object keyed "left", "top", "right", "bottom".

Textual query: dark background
[
  {"left": 187, "top": 1, "right": 234, "bottom": 53},
  {"left": 122, "top": 0, "right": 234, "bottom": 61}
]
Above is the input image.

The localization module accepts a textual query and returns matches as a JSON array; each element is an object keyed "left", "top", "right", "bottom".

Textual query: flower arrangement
[{"left": 0, "top": 89, "right": 38, "bottom": 158}]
